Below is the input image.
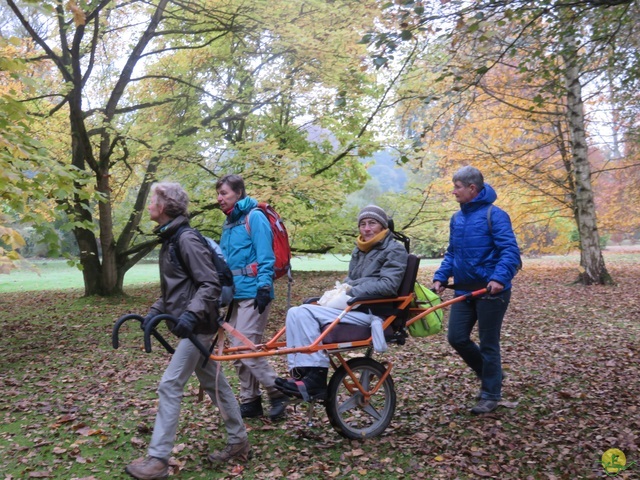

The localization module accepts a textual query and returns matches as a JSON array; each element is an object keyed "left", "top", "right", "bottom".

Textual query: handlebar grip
[
  {"left": 141, "top": 315, "right": 210, "bottom": 367},
  {"left": 144, "top": 314, "right": 174, "bottom": 353},
  {"left": 112, "top": 314, "right": 144, "bottom": 349}
]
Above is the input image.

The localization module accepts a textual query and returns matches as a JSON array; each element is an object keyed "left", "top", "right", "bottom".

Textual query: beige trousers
[{"left": 228, "top": 299, "right": 281, "bottom": 404}]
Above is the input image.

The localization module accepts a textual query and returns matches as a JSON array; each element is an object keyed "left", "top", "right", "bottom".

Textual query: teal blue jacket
[{"left": 220, "top": 197, "right": 275, "bottom": 300}]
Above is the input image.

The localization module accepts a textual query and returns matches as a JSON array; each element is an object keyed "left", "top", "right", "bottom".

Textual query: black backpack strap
[{"left": 222, "top": 217, "right": 245, "bottom": 230}]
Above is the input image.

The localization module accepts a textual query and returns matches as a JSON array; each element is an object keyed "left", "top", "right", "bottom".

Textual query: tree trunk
[
  {"left": 68, "top": 81, "right": 108, "bottom": 295},
  {"left": 562, "top": 41, "right": 613, "bottom": 285},
  {"left": 97, "top": 170, "right": 120, "bottom": 295}
]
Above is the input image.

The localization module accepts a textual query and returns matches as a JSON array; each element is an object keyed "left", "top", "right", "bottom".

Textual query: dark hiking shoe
[
  {"left": 268, "top": 395, "right": 290, "bottom": 421},
  {"left": 240, "top": 397, "right": 263, "bottom": 418},
  {"left": 125, "top": 456, "right": 168, "bottom": 480},
  {"left": 275, "top": 367, "right": 328, "bottom": 401},
  {"left": 208, "top": 438, "right": 251, "bottom": 464},
  {"left": 471, "top": 399, "right": 499, "bottom": 414}
]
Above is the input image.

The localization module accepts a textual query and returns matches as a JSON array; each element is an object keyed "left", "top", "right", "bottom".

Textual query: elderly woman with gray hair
[
  {"left": 275, "top": 205, "right": 408, "bottom": 401},
  {"left": 125, "top": 182, "right": 249, "bottom": 480}
]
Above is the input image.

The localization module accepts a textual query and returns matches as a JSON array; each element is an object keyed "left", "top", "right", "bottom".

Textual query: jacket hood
[
  {"left": 228, "top": 196, "right": 258, "bottom": 222},
  {"left": 461, "top": 183, "right": 497, "bottom": 213}
]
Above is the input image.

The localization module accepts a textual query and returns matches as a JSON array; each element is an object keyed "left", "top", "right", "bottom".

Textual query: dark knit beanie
[{"left": 358, "top": 205, "right": 389, "bottom": 229}]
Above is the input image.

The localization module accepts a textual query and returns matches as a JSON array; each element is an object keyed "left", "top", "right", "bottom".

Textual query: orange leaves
[{"left": 65, "top": 1, "right": 86, "bottom": 27}]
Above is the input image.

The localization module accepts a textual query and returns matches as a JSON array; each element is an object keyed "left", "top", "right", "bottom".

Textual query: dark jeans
[{"left": 447, "top": 290, "right": 511, "bottom": 401}]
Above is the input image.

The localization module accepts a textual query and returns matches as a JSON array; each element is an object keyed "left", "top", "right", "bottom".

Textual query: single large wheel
[{"left": 325, "top": 357, "right": 396, "bottom": 439}]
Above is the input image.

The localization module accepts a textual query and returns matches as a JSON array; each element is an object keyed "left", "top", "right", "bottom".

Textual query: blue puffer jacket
[
  {"left": 433, "top": 184, "right": 521, "bottom": 294},
  {"left": 220, "top": 197, "right": 275, "bottom": 300}
]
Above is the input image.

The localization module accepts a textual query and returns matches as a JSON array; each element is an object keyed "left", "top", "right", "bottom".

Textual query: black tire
[{"left": 325, "top": 357, "right": 396, "bottom": 439}]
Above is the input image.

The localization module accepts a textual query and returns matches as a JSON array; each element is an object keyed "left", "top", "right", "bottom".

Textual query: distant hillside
[
  {"left": 304, "top": 124, "right": 407, "bottom": 192},
  {"left": 363, "top": 151, "right": 407, "bottom": 192}
]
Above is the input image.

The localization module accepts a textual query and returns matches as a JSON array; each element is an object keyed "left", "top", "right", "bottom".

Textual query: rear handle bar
[
  {"left": 143, "top": 315, "right": 211, "bottom": 368},
  {"left": 111, "top": 313, "right": 175, "bottom": 354}
]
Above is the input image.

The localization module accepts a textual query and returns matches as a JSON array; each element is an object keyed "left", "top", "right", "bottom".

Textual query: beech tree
[
  {"left": 5, "top": 0, "right": 388, "bottom": 295},
  {"left": 0, "top": 32, "right": 90, "bottom": 272}
]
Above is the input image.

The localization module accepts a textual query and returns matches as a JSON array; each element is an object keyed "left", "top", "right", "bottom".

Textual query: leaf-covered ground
[{"left": 1, "top": 250, "right": 639, "bottom": 479}]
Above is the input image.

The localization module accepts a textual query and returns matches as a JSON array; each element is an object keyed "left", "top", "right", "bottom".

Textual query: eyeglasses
[{"left": 359, "top": 220, "right": 380, "bottom": 228}]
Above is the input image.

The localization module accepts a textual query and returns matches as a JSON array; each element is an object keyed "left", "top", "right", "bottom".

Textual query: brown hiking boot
[
  {"left": 125, "top": 456, "right": 168, "bottom": 479},
  {"left": 207, "top": 438, "right": 251, "bottom": 464}
]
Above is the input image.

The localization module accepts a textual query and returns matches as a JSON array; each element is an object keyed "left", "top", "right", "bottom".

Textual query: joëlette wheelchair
[{"left": 112, "top": 249, "right": 487, "bottom": 440}]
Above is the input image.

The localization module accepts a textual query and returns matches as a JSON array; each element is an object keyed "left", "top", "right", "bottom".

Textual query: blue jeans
[{"left": 447, "top": 290, "right": 511, "bottom": 401}]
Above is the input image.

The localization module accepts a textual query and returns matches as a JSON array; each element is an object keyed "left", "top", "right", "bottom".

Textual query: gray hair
[
  {"left": 216, "top": 174, "right": 247, "bottom": 199},
  {"left": 452, "top": 165, "right": 484, "bottom": 190},
  {"left": 151, "top": 182, "right": 189, "bottom": 218}
]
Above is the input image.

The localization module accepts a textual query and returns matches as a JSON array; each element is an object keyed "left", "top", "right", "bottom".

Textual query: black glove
[
  {"left": 253, "top": 287, "right": 272, "bottom": 314},
  {"left": 172, "top": 311, "right": 197, "bottom": 338},
  {"left": 141, "top": 313, "right": 155, "bottom": 331}
]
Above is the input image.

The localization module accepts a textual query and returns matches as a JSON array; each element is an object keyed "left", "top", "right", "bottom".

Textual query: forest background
[
  {"left": 2, "top": 0, "right": 640, "bottom": 294},
  {"left": 1, "top": 2, "right": 640, "bottom": 479}
]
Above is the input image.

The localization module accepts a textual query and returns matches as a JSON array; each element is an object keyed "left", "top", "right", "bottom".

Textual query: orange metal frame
[
  {"left": 115, "top": 288, "right": 489, "bottom": 407},
  {"left": 206, "top": 288, "right": 488, "bottom": 401}
]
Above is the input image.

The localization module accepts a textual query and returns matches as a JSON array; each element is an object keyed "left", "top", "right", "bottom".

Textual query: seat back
[
  {"left": 397, "top": 254, "right": 420, "bottom": 296},
  {"left": 387, "top": 254, "right": 420, "bottom": 334}
]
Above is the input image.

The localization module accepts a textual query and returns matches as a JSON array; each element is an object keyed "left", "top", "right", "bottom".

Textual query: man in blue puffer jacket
[{"left": 433, "top": 166, "right": 521, "bottom": 414}]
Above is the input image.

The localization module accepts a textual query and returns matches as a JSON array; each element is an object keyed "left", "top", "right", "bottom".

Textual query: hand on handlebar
[
  {"left": 486, "top": 281, "right": 504, "bottom": 294},
  {"left": 172, "top": 311, "right": 197, "bottom": 338},
  {"left": 432, "top": 281, "right": 445, "bottom": 295},
  {"left": 141, "top": 313, "right": 154, "bottom": 331}
]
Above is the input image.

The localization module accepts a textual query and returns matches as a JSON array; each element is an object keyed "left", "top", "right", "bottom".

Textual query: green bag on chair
[{"left": 408, "top": 282, "right": 443, "bottom": 337}]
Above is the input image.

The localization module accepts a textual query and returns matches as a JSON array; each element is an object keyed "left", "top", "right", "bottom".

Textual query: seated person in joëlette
[{"left": 275, "top": 205, "right": 408, "bottom": 400}]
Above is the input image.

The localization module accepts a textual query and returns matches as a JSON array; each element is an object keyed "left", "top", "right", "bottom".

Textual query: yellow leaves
[
  {"left": 0, "top": 225, "right": 26, "bottom": 274},
  {"left": 0, "top": 225, "right": 26, "bottom": 249},
  {"left": 66, "top": 1, "right": 86, "bottom": 27}
]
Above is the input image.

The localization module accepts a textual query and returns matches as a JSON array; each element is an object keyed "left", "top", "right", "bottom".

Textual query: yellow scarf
[{"left": 356, "top": 229, "right": 389, "bottom": 253}]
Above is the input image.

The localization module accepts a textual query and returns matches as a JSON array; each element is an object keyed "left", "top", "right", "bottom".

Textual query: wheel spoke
[
  {"left": 336, "top": 393, "right": 361, "bottom": 414},
  {"left": 361, "top": 402, "right": 382, "bottom": 420},
  {"left": 359, "top": 370, "right": 372, "bottom": 390}
]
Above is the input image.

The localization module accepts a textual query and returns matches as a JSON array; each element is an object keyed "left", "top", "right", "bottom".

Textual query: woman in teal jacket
[
  {"left": 433, "top": 166, "right": 521, "bottom": 415},
  {"left": 216, "top": 174, "right": 288, "bottom": 421}
]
